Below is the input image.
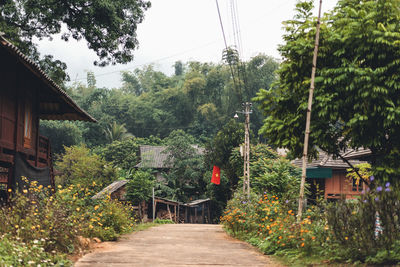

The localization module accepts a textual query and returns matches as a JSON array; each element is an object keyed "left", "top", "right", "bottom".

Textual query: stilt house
[{"left": 0, "top": 34, "right": 95, "bottom": 199}]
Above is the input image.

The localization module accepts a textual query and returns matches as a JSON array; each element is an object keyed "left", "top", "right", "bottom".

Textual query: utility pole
[
  {"left": 297, "top": 0, "right": 323, "bottom": 222},
  {"left": 236, "top": 102, "right": 252, "bottom": 199},
  {"left": 152, "top": 187, "right": 155, "bottom": 221}
]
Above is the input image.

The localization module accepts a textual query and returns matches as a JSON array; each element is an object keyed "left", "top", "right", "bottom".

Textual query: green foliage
[
  {"left": 55, "top": 145, "right": 117, "bottom": 189},
  {"left": 255, "top": 0, "right": 400, "bottom": 182},
  {"left": 104, "top": 122, "right": 134, "bottom": 143},
  {"left": 39, "top": 120, "right": 83, "bottom": 155},
  {"left": 0, "top": 234, "right": 70, "bottom": 266},
  {"left": 325, "top": 182, "right": 400, "bottom": 264},
  {"left": 0, "top": 179, "right": 135, "bottom": 263},
  {"left": 153, "top": 218, "right": 175, "bottom": 224},
  {"left": 231, "top": 144, "right": 302, "bottom": 200},
  {"left": 1, "top": 0, "right": 151, "bottom": 82},
  {"left": 126, "top": 170, "right": 155, "bottom": 205},
  {"left": 162, "top": 130, "right": 205, "bottom": 202},
  {"left": 98, "top": 136, "right": 163, "bottom": 170}
]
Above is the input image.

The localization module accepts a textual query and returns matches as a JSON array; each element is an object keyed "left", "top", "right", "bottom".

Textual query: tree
[
  {"left": 104, "top": 122, "right": 133, "bottom": 143},
  {"left": 126, "top": 170, "right": 155, "bottom": 220},
  {"left": 39, "top": 121, "right": 83, "bottom": 155},
  {"left": 162, "top": 130, "right": 205, "bottom": 202},
  {"left": 1, "top": 0, "right": 151, "bottom": 82},
  {"left": 55, "top": 145, "right": 117, "bottom": 189},
  {"left": 255, "top": 0, "right": 400, "bottom": 182},
  {"left": 204, "top": 119, "right": 245, "bottom": 199}
]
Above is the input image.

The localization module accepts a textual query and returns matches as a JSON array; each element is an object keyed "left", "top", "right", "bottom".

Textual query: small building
[
  {"left": 135, "top": 145, "right": 171, "bottom": 182},
  {"left": 93, "top": 179, "right": 213, "bottom": 223},
  {"left": 92, "top": 180, "right": 128, "bottom": 201},
  {"left": 135, "top": 145, "right": 205, "bottom": 181},
  {"left": 0, "top": 34, "right": 95, "bottom": 197},
  {"left": 292, "top": 150, "right": 368, "bottom": 201}
]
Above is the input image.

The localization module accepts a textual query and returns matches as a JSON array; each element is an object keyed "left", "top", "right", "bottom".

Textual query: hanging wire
[{"left": 215, "top": 0, "right": 240, "bottom": 96}]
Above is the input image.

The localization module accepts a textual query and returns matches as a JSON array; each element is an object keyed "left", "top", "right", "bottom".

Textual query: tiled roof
[
  {"left": 0, "top": 34, "right": 95, "bottom": 122},
  {"left": 136, "top": 145, "right": 205, "bottom": 169},
  {"left": 92, "top": 180, "right": 128, "bottom": 199},
  {"left": 292, "top": 149, "right": 366, "bottom": 169},
  {"left": 136, "top": 146, "right": 170, "bottom": 169}
]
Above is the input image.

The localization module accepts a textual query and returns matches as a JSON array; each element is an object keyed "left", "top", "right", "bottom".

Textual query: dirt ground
[{"left": 74, "top": 224, "right": 284, "bottom": 267}]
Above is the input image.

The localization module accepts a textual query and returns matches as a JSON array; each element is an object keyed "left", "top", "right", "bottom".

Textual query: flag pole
[{"left": 297, "top": 0, "right": 323, "bottom": 222}]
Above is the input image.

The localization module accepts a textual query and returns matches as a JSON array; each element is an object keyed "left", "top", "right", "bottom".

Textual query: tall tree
[
  {"left": 255, "top": 0, "right": 400, "bottom": 182},
  {"left": 1, "top": 0, "right": 151, "bottom": 81}
]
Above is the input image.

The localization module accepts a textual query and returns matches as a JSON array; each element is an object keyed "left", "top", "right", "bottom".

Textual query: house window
[{"left": 23, "top": 101, "right": 32, "bottom": 148}]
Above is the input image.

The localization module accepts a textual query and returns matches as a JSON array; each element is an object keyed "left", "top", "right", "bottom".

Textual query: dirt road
[{"left": 75, "top": 224, "right": 283, "bottom": 267}]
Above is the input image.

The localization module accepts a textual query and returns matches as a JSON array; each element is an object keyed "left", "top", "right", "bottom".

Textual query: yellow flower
[
  {"left": 345, "top": 236, "right": 348, "bottom": 240},
  {"left": 57, "top": 185, "right": 62, "bottom": 189},
  {"left": 23, "top": 189, "right": 28, "bottom": 194},
  {"left": 7, "top": 189, "right": 12, "bottom": 192},
  {"left": 76, "top": 207, "right": 80, "bottom": 212},
  {"left": 94, "top": 205, "right": 99, "bottom": 211},
  {"left": 15, "top": 225, "right": 19, "bottom": 229},
  {"left": 89, "top": 224, "right": 94, "bottom": 229}
]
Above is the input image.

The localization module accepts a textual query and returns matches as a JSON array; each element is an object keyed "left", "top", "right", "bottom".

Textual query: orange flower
[{"left": 301, "top": 242, "right": 305, "bottom": 247}]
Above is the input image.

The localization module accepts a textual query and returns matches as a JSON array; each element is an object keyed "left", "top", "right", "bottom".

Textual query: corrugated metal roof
[
  {"left": 187, "top": 198, "right": 210, "bottom": 206},
  {"left": 0, "top": 34, "right": 96, "bottom": 122},
  {"left": 92, "top": 180, "right": 128, "bottom": 199}
]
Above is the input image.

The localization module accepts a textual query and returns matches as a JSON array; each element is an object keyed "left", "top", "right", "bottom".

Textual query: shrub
[
  {"left": 0, "top": 179, "right": 136, "bottom": 263},
  {"left": 325, "top": 182, "right": 400, "bottom": 264},
  {"left": 0, "top": 234, "right": 70, "bottom": 266},
  {"left": 55, "top": 145, "right": 117, "bottom": 189}
]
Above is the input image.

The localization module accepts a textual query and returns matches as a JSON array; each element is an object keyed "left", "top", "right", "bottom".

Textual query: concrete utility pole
[
  {"left": 236, "top": 102, "right": 252, "bottom": 199},
  {"left": 297, "top": 0, "right": 323, "bottom": 222}
]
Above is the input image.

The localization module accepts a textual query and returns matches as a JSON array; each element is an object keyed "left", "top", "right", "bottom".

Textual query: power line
[
  {"left": 71, "top": 40, "right": 218, "bottom": 82},
  {"left": 215, "top": 0, "right": 240, "bottom": 96},
  {"left": 71, "top": 0, "right": 295, "bottom": 83}
]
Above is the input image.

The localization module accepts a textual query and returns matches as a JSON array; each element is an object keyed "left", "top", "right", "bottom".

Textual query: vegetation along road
[{"left": 75, "top": 224, "right": 283, "bottom": 267}]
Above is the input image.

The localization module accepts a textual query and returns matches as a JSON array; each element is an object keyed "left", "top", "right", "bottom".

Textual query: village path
[{"left": 75, "top": 224, "right": 284, "bottom": 267}]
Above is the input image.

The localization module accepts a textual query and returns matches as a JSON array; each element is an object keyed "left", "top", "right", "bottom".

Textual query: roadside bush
[
  {"left": 221, "top": 190, "right": 326, "bottom": 257},
  {"left": 325, "top": 181, "right": 400, "bottom": 264},
  {"left": 0, "top": 234, "right": 70, "bottom": 266},
  {"left": 0, "top": 179, "right": 135, "bottom": 263}
]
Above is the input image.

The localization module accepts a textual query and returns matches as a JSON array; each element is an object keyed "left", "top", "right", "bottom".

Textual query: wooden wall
[
  {"left": 325, "top": 170, "right": 365, "bottom": 199},
  {"left": 0, "top": 46, "right": 47, "bottom": 169}
]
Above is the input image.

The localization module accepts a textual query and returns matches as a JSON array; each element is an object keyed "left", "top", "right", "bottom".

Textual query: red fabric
[{"left": 211, "top": 166, "right": 221, "bottom": 185}]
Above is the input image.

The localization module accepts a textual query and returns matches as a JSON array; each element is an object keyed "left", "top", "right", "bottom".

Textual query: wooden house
[
  {"left": 135, "top": 145, "right": 205, "bottom": 181},
  {"left": 292, "top": 150, "right": 368, "bottom": 201},
  {"left": 0, "top": 34, "right": 95, "bottom": 197}
]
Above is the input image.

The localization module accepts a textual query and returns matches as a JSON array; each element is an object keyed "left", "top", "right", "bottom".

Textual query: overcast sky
[{"left": 37, "top": 0, "right": 338, "bottom": 89}]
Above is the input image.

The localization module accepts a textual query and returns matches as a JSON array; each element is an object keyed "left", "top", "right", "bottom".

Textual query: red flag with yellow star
[{"left": 211, "top": 166, "right": 220, "bottom": 185}]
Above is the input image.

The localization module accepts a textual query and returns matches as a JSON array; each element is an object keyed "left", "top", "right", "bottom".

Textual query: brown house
[
  {"left": 0, "top": 34, "right": 95, "bottom": 199},
  {"left": 292, "top": 149, "right": 368, "bottom": 201}
]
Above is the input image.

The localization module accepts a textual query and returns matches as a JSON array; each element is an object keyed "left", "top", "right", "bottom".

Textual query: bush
[
  {"left": 325, "top": 182, "right": 400, "bottom": 264},
  {"left": 0, "top": 234, "right": 70, "bottom": 266},
  {"left": 0, "top": 179, "right": 136, "bottom": 263},
  {"left": 55, "top": 145, "right": 117, "bottom": 189}
]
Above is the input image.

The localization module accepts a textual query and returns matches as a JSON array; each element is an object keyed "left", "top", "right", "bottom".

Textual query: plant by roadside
[{"left": 0, "top": 178, "right": 136, "bottom": 265}]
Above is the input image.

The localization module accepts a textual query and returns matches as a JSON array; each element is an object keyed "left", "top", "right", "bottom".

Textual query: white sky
[{"left": 37, "top": 0, "right": 338, "bottom": 89}]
